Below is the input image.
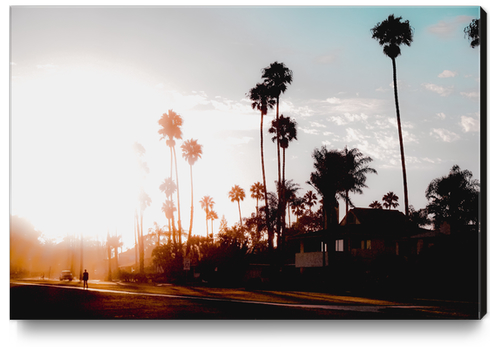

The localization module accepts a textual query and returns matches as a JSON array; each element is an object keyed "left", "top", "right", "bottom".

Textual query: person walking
[{"left": 82, "top": 269, "right": 89, "bottom": 289}]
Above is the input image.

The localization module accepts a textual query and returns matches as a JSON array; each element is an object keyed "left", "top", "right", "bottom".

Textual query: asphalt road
[{"left": 10, "top": 279, "right": 480, "bottom": 319}]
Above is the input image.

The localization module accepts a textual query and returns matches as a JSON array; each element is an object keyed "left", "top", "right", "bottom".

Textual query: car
[{"left": 59, "top": 270, "right": 73, "bottom": 281}]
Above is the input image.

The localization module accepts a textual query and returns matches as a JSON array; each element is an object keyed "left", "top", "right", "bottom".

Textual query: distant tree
[
  {"left": 158, "top": 110, "right": 184, "bottom": 244},
  {"left": 282, "top": 179, "right": 301, "bottom": 228},
  {"left": 199, "top": 196, "right": 215, "bottom": 238},
  {"left": 248, "top": 82, "right": 276, "bottom": 251},
  {"left": 369, "top": 200, "right": 383, "bottom": 209},
  {"left": 161, "top": 200, "right": 177, "bottom": 244},
  {"left": 408, "top": 205, "right": 431, "bottom": 228},
  {"left": 464, "top": 18, "right": 480, "bottom": 48},
  {"left": 208, "top": 210, "right": 219, "bottom": 239},
  {"left": 425, "top": 165, "right": 479, "bottom": 231},
  {"left": 138, "top": 189, "right": 152, "bottom": 273},
  {"left": 229, "top": 185, "right": 246, "bottom": 226},
  {"left": 303, "top": 190, "right": 318, "bottom": 213},
  {"left": 371, "top": 14, "right": 413, "bottom": 217},
  {"left": 290, "top": 195, "right": 305, "bottom": 223},
  {"left": 160, "top": 177, "right": 177, "bottom": 244},
  {"left": 340, "top": 147, "right": 377, "bottom": 214},
  {"left": 181, "top": 139, "right": 203, "bottom": 239},
  {"left": 250, "top": 181, "right": 265, "bottom": 216},
  {"left": 382, "top": 192, "right": 399, "bottom": 210}
]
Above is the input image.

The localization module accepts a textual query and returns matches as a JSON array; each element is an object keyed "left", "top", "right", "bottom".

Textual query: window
[
  {"left": 361, "top": 240, "right": 372, "bottom": 250},
  {"left": 335, "top": 239, "right": 344, "bottom": 252}
]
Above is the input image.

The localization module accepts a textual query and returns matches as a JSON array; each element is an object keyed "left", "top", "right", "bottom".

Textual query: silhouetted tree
[
  {"left": 303, "top": 190, "right": 318, "bottom": 213},
  {"left": 158, "top": 110, "right": 184, "bottom": 244},
  {"left": 425, "top": 165, "right": 479, "bottom": 232},
  {"left": 340, "top": 147, "right": 377, "bottom": 214},
  {"left": 307, "top": 147, "right": 345, "bottom": 230},
  {"left": 408, "top": 205, "right": 430, "bottom": 228},
  {"left": 250, "top": 182, "right": 265, "bottom": 216},
  {"left": 464, "top": 18, "right": 480, "bottom": 48},
  {"left": 382, "top": 191, "right": 399, "bottom": 210},
  {"left": 229, "top": 185, "right": 246, "bottom": 226},
  {"left": 261, "top": 62, "right": 293, "bottom": 244},
  {"left": 138, "top": 189, "right": 152, "bottom": 273},
  {"left": 208, "top": 210, "right": 218, "bottom": 239},
  {"left": 371, "top": 14, "right": 413, "bottom": 217},
  {"left": 199, "top": 196, "right": 215, "bottom": 238},
  {"left": 248, "top": 82, "right": 276, "bottom": 251},
  {"left": 160, "top": 177, "right": 177, "bottom": 244},
  {"left": 369, "top": 200, "right": 383, "bottom": 209},
  {"left": 181, "top": 139, "right": 203, "bottom": 239},
  {"left": 161, "top": 200, "right": 177, "bottom": 244}
]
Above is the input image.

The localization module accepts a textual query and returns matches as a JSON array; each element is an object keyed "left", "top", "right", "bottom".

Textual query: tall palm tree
[
  {"left": 340, "top": 147, "right": 377, "bottom": 215},
  {"left": 199, "top": 196, "right": 215, "bottom": 238},
  {"left": 108, "top": 234, "right": 123, "bottom": 275},
  {"left": 261, "top": 62, "right": 293, "bottom": 241},
  {"left": 181, "top": 139, "right": 203, "bottom": 239},
  {"left": 158, "top": 110, "right": 184, "bottom": 244},
  {"left": 159, "top": 177, "right": 177, "bottom": 244},
  {"left": 138, "top": 189, "right": 152, "bottom": 273},
  {"left": 250, "top": 182, "right": 265, "bottom": 216},
  {"left": 382, "top": 191, "right": 400, "bottom": 210},
  {"left": 248, "top": 82, "right": 276, "bottom": 251},
  {"left": 282, "top": 179, "right": 301, "bottom": 228},
  {"left": 228, "top": 185, "right": 246, "bottom": 226},
  {"left": 161, "top": 200, "right": 177, "bottom": 244},
  {"left": 464, "top": 18, "right": 480, "bottom": 48},
  {"left": 371, "top": 14, "right": 413, "bottom": 217}
]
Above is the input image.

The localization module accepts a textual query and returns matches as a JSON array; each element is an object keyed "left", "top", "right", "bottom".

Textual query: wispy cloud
[
  {"left": 422, "top": 83, "right": 453, "bottom": 96},
  {"left": 460, "top": 91, "right": 479, "bottom": 101},
  {"left": 461, "top": 116, "right": 479, "bottom": 132},
  {"left": 226, "top": 136, "right": 254, "bottom": 145},
  {"left": 436, "top": 112, "right": 446, "bottom": 120},
  {"left": 427, "top": 15, "right": 473, "bottom": 39},
  {"left": 431, "top": 128, "right": 460, "bottom": 142},
  {"left": 315, "top": 49, "right": 343, "bottom": 64},
  {"left": 438, "top": 70, "right": 457, "bottom": 78}
]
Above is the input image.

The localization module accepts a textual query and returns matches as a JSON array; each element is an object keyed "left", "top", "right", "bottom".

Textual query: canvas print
[{"left": 10, "top": 6, "right": 485, "bottom": 320}]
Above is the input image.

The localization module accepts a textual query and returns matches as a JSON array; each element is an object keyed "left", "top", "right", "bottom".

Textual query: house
[{"left": 290, "top": 208, "right": 428, "bottom": 272}]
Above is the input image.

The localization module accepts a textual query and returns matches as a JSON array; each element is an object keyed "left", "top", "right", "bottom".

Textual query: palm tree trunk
[
  {"left": 391, "top": 57, "right": 409, "bottom": 217},
  {"left": 134, "top": 211, "right": 138, "bottom": 270},
  {"left": 238, "top": 201, "right": 242, "bottom": 226},
  {"left": 260, "top": 112, "right": 273, "bottom": 252},
  {"left": 189, "top": 165, "right": 194, "bottom": 238},
  {"left": 205, "top": 208, "right": 209, "bottom": 238},
  {"left": 107, "top": 242, "right": 112, "bottom": 281},
  {"left": 172, "top": 146, "right": 182, "bottom": 244},
  {"left": 275, "top": 96, "right": 282, "bottom": 246},
  {"left": 139, "top": 213, "right": 144, "bottom": 274}
]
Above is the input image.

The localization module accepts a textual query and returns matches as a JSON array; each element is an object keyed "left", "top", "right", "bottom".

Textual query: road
[{"left": 10, "top": 279, "right": 480, "bottom": 319}]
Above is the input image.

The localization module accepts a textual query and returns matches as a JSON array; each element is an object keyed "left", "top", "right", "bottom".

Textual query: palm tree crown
[
  {"left": 248, "top": 82, "right": 276, "bottom": 115},
  {"left": 158, "top": 109, "right": 183, "bottom": 147},
  {"left": 382, "top": 192, "right": 400, "bottom": 210},
  {"left": 229, "top": 185, "right": 246, "bottom": 226},
  {"left": 371, "top": 14, "right": 413, "bottom": 59},
  {"left": 181, "top": 139, "right": 203, "bottom": 166}
]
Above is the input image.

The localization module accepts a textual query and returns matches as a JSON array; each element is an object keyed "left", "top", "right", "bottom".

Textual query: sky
[{"left": 9, "top": 5, "right": 481, "bottom": 251}]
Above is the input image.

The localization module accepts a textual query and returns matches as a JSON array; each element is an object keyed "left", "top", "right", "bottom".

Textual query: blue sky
[{"left": 10, "top": 6, "right": 481, "bottom": 249}]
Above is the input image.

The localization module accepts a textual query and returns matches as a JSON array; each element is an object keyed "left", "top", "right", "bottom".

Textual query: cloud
[
  {"left": 427, "top": 16, "right": 473, "bottom": 38},
  {"left": 300, "top": 127, "right": 320, "bottom": 135},
  {"left": 325, "top": 97, "right": 341, "bottom": 104},
  {"left": 226, "top": 136, "right": 254, "bottom": 145},
  {"left": 461, "top": 116, "right": 479, "bottom": 132},
  {"left": 436, "top": 112, "right": 446, "bottom": 120},
  {"left": 460, "top": 91, "right": 479, "bottom": 101},
  {"left": 422, "top": 83, "right": 453, "bottom": 96},
  {"left": 438, "top": 70, "right": 457, "bottom": 78},
  {"left": 431, "top": 128, "right": 460, "bottom": 142},
  {"left": 316, "top": 49, "right": 342, "bottom": 64}
]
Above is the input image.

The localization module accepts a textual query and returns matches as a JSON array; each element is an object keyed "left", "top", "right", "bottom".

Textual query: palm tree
[
  {"left": 369, "top": 201, "right": 383, "bottom": 209},
  {"left": 307, "top": 147, "right": 345, "bottom": 230},
  {"left": 107, "top": 234, "right": 123, "bottom": 276},
  {"left": 229, "top": 185, "right": 246, "bottom": 226},
  {"left": 382, "top": 192, "right": 399, "bottom": 210},
  {"left": 290, "top": 196, "right": 305, "bottom": 223},
  {"left": 158, "top": 110, "right": 184, "bottom": 244},
  {"left": 261, "top": 62, "right": 293, "bottom": 241},
  {"left": 464, "top": 18, "right": 480, "bottom": 48},
  {"left": 250, "top": 182, "right": 265, "bottom": 216},
  {"left": 283, "top": 179, "right": 301, "bottom": 228},
  {"left": 181, "top": 139, "right": 203, "bottom": 239},
  {"left": 199, "top": 196, "right": 215, "bottom": 238},
  {"left": 208, "top": 210, "right": 218, "bottom": 238},
  {"left": 303, "top": 190, "right": 318, "bottom": 213},
  {"left": 371, "top": 14, "right": 413, "bottom": 217},
  {"left": 340, "top": 147, "right": 377, "bottom": 215},
  {"left": 138, "top": 189, "right": 152, "bottom": 273},
  {"left": 159, "top": 177, "right": 177, "bottom": 244},
  {"left": 248, "top": 82, "right": 276, "bottom": 251},
  {"left": 161, "top": 200, "right": 177, "bottom": 244}
]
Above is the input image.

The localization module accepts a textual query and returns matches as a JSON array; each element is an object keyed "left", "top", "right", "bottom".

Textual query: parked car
[{"left": 59, "top": 270, "right": 73, "bottom": 281}]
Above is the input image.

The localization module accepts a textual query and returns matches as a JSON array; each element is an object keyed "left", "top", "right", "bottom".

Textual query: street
[{"left": 10, "top": 279, "right": 480, "bottom": 319}]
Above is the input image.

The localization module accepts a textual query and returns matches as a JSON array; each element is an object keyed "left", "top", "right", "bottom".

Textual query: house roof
[{"left": 340, "top": 208, "right": 407, "bottom": 227}]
